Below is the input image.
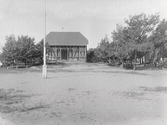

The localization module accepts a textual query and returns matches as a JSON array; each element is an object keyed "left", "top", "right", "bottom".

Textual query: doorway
[{"left": 61, "top": 49, "right": 67, "bottom": 60}]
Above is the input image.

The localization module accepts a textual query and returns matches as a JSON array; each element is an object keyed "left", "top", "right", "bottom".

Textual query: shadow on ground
[{"left": 0, "top": 89, "right": 49, "bottom": 114}]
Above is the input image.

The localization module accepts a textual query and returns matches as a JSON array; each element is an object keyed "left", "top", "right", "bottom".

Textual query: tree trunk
[
  {"left": 121, "top": 58, "right": 124, "bottom": 68},
  {"left": 133, "top": 52, "right": 137, "bottom": 70},
  {"left": 152, "top": 48, "right": 156, "bottom": 66},
  {"left": 161, "top": 44, "right": 164, "bottom": 65},
  {"left": 143, "top": 56, "right": 146, "bottom": 66}
]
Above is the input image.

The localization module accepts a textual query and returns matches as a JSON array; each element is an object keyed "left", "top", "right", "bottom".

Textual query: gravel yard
[{"left": 0, "top": 63, "right": 166, "bottom": 125}]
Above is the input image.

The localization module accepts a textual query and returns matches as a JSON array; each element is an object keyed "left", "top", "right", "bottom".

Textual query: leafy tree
[
  {"left": 149, "top": 19, "right": 167, "bottom": 63},
  {"left": 124, "top": 13, "right": 160, "bottom": 65},
  {"left": 95, "top": 35, "right": 110, "bottom": 62},
  {"left": 1, "top": 35, "right": 18, "bottom": 65},
  {"left": 86, "top": 48, "right": 98, "bottom": 62},
  {"left": 112, "top": 25, "right": 131, "bottom": 61},
  {"left": 35, "top": 39, "right": 54, "bottom": 64},
  {"left": 88, "top": 13, "right": 165, "bottom": 69},
  {"left": 1, "top": 35, "right": 56, "bottom": 66},
  {"left": 16, "top": 35, "right": 36, "bottom": 64},
  {"left": 1, "top": 35, "right": 38, "bottom": 66},
  {"left": 35, "top": 40, "right": 44, "bottom": 64},
  {"left": 111, "top": 13, "right": 160, "bottom": 68}
]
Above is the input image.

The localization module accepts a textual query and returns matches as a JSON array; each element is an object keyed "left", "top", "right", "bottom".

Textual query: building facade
[{"left": 46, "top": 32, "right": 88, "bottom": 62}]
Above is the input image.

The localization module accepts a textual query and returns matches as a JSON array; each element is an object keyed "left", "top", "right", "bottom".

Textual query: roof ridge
[{"left": 50, "top": 31, "right": 80, "bottom": 33}]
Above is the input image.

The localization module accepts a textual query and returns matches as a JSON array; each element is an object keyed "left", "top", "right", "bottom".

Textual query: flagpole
[{"left": 42, "top": 0, "right": 47, "bottom": 78}]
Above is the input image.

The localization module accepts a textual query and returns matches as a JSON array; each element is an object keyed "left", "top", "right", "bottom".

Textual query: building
[{"left": 46, "top": 32, "right": 88, "bottom": 62}]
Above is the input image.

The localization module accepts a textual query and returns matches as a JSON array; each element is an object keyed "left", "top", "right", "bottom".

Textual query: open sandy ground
[{"left": 0, "top": 63, "right": 166, "bottom": 125}]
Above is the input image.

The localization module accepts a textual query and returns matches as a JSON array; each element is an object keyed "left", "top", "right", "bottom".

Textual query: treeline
[
  {"left": 87, "top": 13, "right": 167, "bottom": 68},
  {"left": 0, "top": 35, "right": 51, "bottom": 66}
]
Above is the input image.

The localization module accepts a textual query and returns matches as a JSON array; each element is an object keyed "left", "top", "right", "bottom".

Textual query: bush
[
  {"left": 123, "top": 62, "right": 134, "bottom": 69},
  {"left": 108, "top": 61, "right": 115, "bottom": 66},
  {"left": 108, "top": 60, "right": 122, "bottom": 67},
  {"left": 163, "top": 60, "right": 167, "bottom": 68}
]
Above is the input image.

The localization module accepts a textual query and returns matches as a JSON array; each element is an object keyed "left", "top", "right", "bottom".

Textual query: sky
[{"left": 0, "top": 0, "right": 166, "bottom": 50}]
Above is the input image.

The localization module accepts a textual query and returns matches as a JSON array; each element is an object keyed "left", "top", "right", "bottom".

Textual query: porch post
[
  {"left": 85, "top": 46, "right": 87, "bottom": 61},
  {"left": 60, "top": 48, "right": 62, "bottom": 60},
  {"left": 78, "top": 47, "right": 80, "bottom": 61}
]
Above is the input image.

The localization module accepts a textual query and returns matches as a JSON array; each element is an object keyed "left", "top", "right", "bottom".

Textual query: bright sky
[{"left": 0, "top": 0, "right": 166, "bottom": 50}]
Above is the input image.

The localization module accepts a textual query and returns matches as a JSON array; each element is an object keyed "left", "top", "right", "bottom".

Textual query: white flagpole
[{"left": 42, "top": 0, "right": 47, "bottom": 78}]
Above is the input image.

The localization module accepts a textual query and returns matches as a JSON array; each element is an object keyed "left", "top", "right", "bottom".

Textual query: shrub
[{"left": 123, "top": 62, "right": 134, "bottom": 69}]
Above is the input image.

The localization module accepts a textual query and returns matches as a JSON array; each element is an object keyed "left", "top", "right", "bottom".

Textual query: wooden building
[{"left": 46, "top": 32, "right": 88, "bottom": 62}]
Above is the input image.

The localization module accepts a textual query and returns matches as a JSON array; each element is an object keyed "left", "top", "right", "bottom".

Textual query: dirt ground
[{"left": 0, "top": 63, "right": 166, "bottom": 125}]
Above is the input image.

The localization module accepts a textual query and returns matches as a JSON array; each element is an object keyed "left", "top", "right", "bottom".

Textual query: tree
[
  {"left": 1, "top": 35, "right": 18, "bottom": 65},
  {"left": 35, "top": 39, "right": 53, "bottom": 64},
  {"left": 86, "top": 48, "right": 98, "bottom": 62},
  {"left": 111, "top": 13, "right": 160, "bottom": 68},
  {"left": 124, "top": 13, "right": 160, "bottom": 66},
  {"left": 150, "top": 19, "right": 167, "bottom": 63},
  {"left": 1, "top": 35, "right": 38, "bottom": 66},
  {"left": 86, "top": 36, "right": 110, "bottom": 63},
  {"left": 16, "top": 35, "right": 36, "bottom": 64},
  {"left": 95, "top": 35, "right": 110, "bottom": 62},
  {"left": 112, "top": 25, "right": 131, "bottom": 61},
  {"left": 34, "top": 40, "right": 44, "bottom": 64}
]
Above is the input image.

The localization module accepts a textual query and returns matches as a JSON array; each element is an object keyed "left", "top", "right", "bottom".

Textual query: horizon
[{"left": 0, "top": 0, "right": 166, "bottom": 51}]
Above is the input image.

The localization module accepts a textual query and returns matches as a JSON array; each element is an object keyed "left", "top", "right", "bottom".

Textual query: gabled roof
[{"left": 46, "top": 32, "right": 88, "bottom": 46}]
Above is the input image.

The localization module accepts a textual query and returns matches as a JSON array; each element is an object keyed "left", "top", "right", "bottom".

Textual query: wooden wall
[{"left": 47, "top": 46, "right": 87, "bottom": 62}]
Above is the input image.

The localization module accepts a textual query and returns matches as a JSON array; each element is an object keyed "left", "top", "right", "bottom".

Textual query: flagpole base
[{"left": 42, "top": 64, "right": 47, "bottom": 78}]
